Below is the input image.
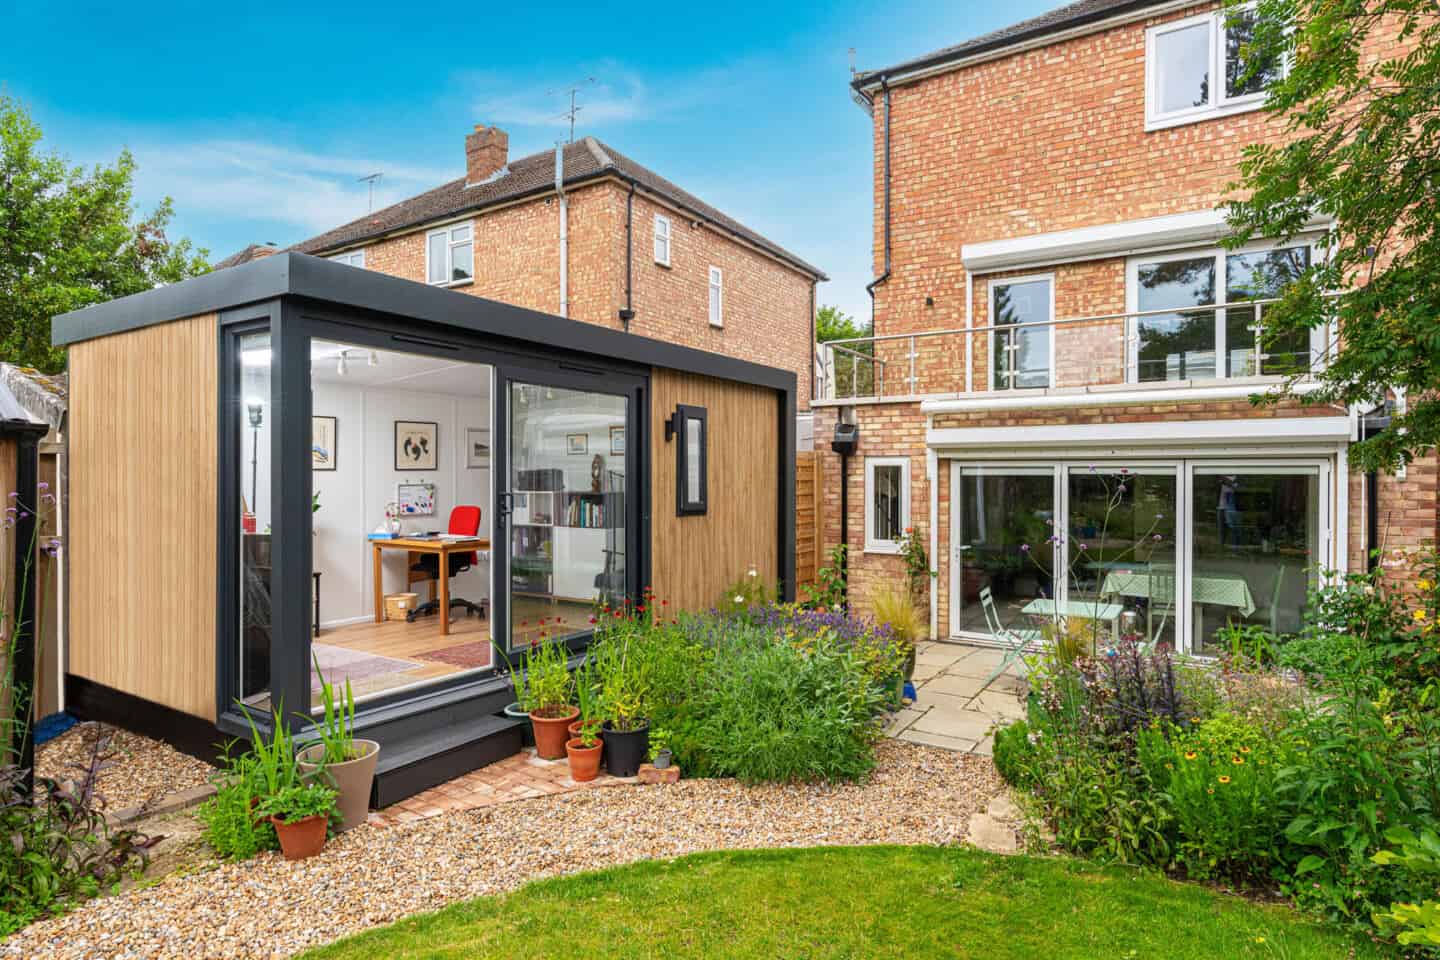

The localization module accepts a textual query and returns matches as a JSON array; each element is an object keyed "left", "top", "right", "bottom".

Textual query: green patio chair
[{"left": 969, "top": 586, "right": 1044, "bottom": 705}]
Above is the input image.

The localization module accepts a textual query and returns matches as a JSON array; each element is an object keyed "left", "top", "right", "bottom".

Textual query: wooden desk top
[{"left": 373, "top": 536, "right": 491, "bottom": 551}]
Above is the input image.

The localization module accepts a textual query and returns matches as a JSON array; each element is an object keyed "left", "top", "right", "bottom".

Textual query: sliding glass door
[
  {"left": 950, "top": 457, "right": 1332, "bottom": 654},
  {"left": 494, "top": 368, "right": 639, "bottom": 654}
]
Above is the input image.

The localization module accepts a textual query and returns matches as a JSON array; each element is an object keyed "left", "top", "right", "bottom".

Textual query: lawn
[{"left": 301, "top": 845, "right": 1387, "bottom": 959}]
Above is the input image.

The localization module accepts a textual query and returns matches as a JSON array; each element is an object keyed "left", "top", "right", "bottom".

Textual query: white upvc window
[
  {"left": 653, "top": 214, "right": 672, "bottom": 266},
  {"left": 864, "top": 456, "right": 910, "bottom": 554},
  {"left": 1145, "top": 5, "right": 1286, "bottom": 130},
  {"left": 1126, "top": 237, "right": 1321, "bottom": 384},
  {"left": 329, "top": 249, "right": 365, "bottom": 268},
  {"left": 708, "top": 266, "right": 724, "bottom": 328},
  {"left": 426, "top": 221, "right": 474, "bottom": 285},
  {"left": 988, "top": 273, "right": 1054, "bottom": 390}
]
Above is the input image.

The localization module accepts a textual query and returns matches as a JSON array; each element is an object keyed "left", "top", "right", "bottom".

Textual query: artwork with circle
[{"left": 394, "top": 420, "right": 438, "bottom": 470}]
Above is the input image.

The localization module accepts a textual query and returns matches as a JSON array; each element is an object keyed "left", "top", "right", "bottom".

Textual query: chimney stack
[{"left": 465, "top": 124, "right": 508, "bottom": 184}]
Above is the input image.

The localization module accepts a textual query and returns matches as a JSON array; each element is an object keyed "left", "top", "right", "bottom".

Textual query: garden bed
[
  {"left": 0, "top": 741, "right": 1001, "bottom": 959},
  {"left": 36, "top": 722, "right": 214, "bottom": 814}
]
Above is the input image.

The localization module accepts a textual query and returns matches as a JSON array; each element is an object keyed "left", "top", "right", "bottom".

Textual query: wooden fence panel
[{"left": 795, "top": 451, "right": 822, "bottom": 589}]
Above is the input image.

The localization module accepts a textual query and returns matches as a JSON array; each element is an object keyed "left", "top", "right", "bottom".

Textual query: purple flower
[
  {"left": 36, "top": 482, "right": 48, "bottom": 492},
  {"left": 1020, "top": 543, "right": 1031, "bottom": 553},
  {"left": 6, "top": 492, "right": 15, "bottom": 500},
  {"left": 1153, "top": 534, "right": 1163, "bottom": 541},
  {"left": 1078, "top": 543, "right": 1089, "bottom": 552}
]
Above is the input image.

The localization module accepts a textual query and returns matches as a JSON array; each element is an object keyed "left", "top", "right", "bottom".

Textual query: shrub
[
  {"left": 1371, "top": 826, "right": 1440, "bottom": 950},
  {"left": 0, "top": 748, "right": 156, "bottom": 933},
  {"left": 869, "top": 583, "right": 924, "bottom": 652},
  {"left": 197, "top": 742, "right": 276, "bottom": 860},
  {"left": 803, "top": 544, "right": 847, "bottom": 612},
  {"left": 991, "top": 720, "right": 1035, "bottom": 788}
]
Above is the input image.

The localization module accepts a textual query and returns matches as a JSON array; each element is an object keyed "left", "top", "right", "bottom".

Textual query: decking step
[{"left": 371, "top": 714, "right": 524, "bottom": 808}]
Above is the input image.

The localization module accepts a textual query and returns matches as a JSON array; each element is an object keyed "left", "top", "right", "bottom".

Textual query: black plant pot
[{"left": 602, "top": 720, "right": 650, "bottom": 777}]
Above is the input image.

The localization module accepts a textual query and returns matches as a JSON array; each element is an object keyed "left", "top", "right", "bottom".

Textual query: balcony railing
[{"left": 816, "top": 298, "right": 1330, "bottom": 401}]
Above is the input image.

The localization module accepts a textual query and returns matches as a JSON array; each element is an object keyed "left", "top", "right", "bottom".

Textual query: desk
[
  {"left": 1020, "top": 598, "right": 1125, "bottom": 641},
  {"left": 372, "top": 537, "right": 491, "bottom": 636}
]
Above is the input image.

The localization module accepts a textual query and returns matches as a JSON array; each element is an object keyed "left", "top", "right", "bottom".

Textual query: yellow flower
[
  {"left": 1255, "top": 937, "right": 1266, "bottom": 944},
  {"left": 1239, "top": 746, "right": 1251, "bottom": 754},
  {"left": 1184, "top": 751, "right": 1198, "bottom": 760},
  {"left": 1414, "top": 609, "right": 1428, "bottom": 623},
  {"left": 1218, "top": 775, "right": 1231, "bottom": 784},
  {"left": 1418, "top": 579, "right": 1432, "bottom": 591},
  {"left": 1232, "top": 756, "right": 1245, "bottom": 765}
]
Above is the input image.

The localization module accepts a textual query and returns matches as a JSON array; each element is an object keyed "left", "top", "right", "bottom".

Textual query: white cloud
[
  {"left": 127, "top": 139, "right": 456, "bottom": 238},
  {"left": 470, "top": 68, "right": 649, "bottom": 129}
]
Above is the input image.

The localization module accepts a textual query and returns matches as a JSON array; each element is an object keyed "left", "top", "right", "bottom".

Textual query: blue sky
[{"left": 4, "top": 0, "right": 1056, "bottom": 324}]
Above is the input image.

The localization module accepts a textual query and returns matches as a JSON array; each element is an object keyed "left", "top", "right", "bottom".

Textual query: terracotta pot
[
  {"left": 270, "top": 813, "right": 328, "bottom": 861},
  {"left": 297, "top": 739, "right": 380, "bottom": 834},
  {"left": 565, "top": 737, "right": 603, "bottom": 782},
  {"left": 568, "top": 719, "right": 604, "bottom": 740},
  {"left": 530, "top": 706, "right": 579, "bottom": 760}
]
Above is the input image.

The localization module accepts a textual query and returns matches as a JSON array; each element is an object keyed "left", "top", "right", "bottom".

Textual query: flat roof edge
[{"left": 53, "top": 252, "right": 795, "bottom": 395}]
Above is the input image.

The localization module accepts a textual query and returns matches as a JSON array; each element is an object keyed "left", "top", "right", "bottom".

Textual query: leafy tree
[
  {"left": 815, "top": 304, "right": 870, "bottom": 344},
  {"left": 815, "top": 304, "right": 876, "bottom": 396},
  {"left": 0, "top": 97, "right": 208, "bottom": 372},
  {"left": 1225, "top": 0, "right": 1440, "bottom": 473}
]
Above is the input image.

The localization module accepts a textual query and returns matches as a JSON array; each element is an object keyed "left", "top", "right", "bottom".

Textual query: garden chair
[{"left": 969, "top": 587, "right": 1044, "bottom": 705}]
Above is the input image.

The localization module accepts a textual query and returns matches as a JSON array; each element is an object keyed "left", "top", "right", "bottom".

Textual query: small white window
[
  {"left": 1145, "top": 6, "right": 1285, "bottom": 130},
  {"left": 329, "top": 249, "right": 365, "bottom": 269},
  {"left": 426, "top": 222, "right": 474, "bottom": 285},
  {"left": 653, "top": 214, "right": 672, "bottom": 267},
  {"left": 708, "top": 266, "right": 723, "bottom": 328},
  {"left": 864, "top": 457, "right": 910, "bottom": 554}
]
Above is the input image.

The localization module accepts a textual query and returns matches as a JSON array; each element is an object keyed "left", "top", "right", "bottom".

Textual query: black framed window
[{"left": 673, "top": 404, "right": 707, "bottom": 516}]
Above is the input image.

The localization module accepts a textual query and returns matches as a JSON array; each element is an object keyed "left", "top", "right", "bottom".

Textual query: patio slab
[{"left": 886, "top": 641, "right": 1027, "bottom": 755}]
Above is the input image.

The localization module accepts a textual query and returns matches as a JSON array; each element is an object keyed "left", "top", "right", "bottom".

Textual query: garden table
[
  {"left": 1099, "top": 570, "right": 1257, "bottom": 643},
  {"left": 1019, "top": 598, "right": 1125, "bottom": 642}
]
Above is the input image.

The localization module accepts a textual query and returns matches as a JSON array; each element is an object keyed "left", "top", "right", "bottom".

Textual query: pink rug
[
  {"left": 418, "top": 640, "right": 494, "bottom": 670},
  {"left": 310, "top": 643, "right": 421, "bottom": 693}
]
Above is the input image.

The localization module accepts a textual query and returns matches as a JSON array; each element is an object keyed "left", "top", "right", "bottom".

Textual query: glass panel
[
  {"left": 871, "top": 464, "right": 902, "bottom": 543},
  {"left": 450, "top": 242, "right": 473, "bottom": 282},
  {"left": 450, "top": 224, "right": 472, "bottom": 243},
  {"left": 992, "top": 279, "right": 1051, "bottom": 390},
  {"left": 508, "top": 382, "right": 627, "bottom": 652},
  {"left": 427, "top": 233, "right": 447, "bottom": 283},
  {"left": 310, "top": 340, "right": 495, "bottom": 703},
  {"left": 1136, "top": 256, "right": 1217, "bottom": 381},
  {"left": 1068, "top": 468, "right": 1179, "bottom": 652},
  {"left": 708, "top": 281, "right": 721, "bottom": 326},
  {"left": 685, "top": 417, "right": 703, "bottom": 504},
  {"left": 1224, "top": 9, "right": 1282, "bottom": 99},
  {"left": 1190, "top": 469, "right": 1318, "bottom": 655},
  {"left": 955, "top": 469, "right": 1055, "bottom": 638},
  {"left": 1226, "top": 247, "right": 1310, "bottom": 376},
  {"left": 1155, "top": 20, "right": 1212, "bottom": 114},
  {"left": 239, "top": 332, "right": 273, "bottom": 708}
]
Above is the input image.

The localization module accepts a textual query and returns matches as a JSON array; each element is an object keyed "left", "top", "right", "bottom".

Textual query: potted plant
[
  {"left": 513, "top": 637, "right": 577, "bottom": 759},
  {"left": 298, "top": 657, "right": 380, "bottom": 833},
  {"left": 258, "top": 783, "right": 338, "bottom": 861},
  {"left": 565, "top": 722, "right": 603, "bottom": 782},
  {"left": 593, "top": 635, "right": 649, "bottom": 776},
  {"left": 649, "top": 727, "right": 673, "bottom": 770}
]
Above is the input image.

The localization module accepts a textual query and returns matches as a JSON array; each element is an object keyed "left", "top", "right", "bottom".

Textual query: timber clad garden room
[{"left": 55, "top": 252, "right": 795, "bottom": 804}]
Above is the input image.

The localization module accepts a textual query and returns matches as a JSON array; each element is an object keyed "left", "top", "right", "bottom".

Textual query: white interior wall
[{"left": 312, "top": 380, "right": 491, "bottom": 627}]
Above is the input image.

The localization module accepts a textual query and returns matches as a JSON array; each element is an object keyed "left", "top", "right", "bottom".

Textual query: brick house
[
  {"left": 818, "top": 0, "right": 1429, "bottom": 654},
  {"left": 218, "top": 127, "right": 826, "bottom": 417}
]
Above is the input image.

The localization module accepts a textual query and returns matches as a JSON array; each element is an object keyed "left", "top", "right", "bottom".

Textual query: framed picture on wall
[
  {"left": 394, "top": 420, "right": 438, "bottom": 470},
  {"left": 610, "top": 425, "right": 625, "bottom": 456},
  {"left": 566, "top": 433, "right": 588, "bottom": 456},
  {"left": 466, "top": 427, "right": 490, "bottom": 470},
  {"left": 312, "top": 416, "right": 337, "bottom": 471}
]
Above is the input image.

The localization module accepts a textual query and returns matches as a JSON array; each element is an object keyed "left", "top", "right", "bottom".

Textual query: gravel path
[
  {"left": 4, "top": 741, "right": 1002, "bottom": 959},
  {"left": 35, "top": 723, "right": 215, "bottom": 813}
]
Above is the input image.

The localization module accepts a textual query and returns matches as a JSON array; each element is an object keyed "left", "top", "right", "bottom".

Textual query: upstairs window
[
  {"left": 329, "top": 249, "right": 365, "bottom": 268},
  {"left": 653, "top": 214, "right": 672, "bottom": 266},
  {"left": 708, "top": 266, "right": 724, "bottom": 328},
  {"left": 1145, "top": 6, "right": 1284, "bottom": 130},
  {"left": 426, "top": 222, "right": 473, "bottom": 285},
  {"left": 990, "top": 275, "right": 1053, "bottom": 390}
]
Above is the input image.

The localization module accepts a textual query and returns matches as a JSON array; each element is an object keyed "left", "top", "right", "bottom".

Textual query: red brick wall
[{"left": 348, "top": 181, "right": 813, "bottom": 408}]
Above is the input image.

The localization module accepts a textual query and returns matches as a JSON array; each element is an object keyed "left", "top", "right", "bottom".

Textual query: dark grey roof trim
[
  {"left": 852, "top": 0, "right": 1174, "bottom": 94},
  {"left": 52, "top": 253, "right": 796, "bottom": 394}
]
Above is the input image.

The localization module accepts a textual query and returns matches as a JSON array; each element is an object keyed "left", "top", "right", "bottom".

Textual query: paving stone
[
  {"left": 967, "top": 812, "right": 1019, "bottom": 854},
  {"left": 987, "top": 794, "right": 1022, "bottom": 822},
  {"left": 897, "top": 729, "right": 979, "bottom": 752},
  {"left": 884, "top": 706, "right": 926, "bottom": 736},
  {"left": 637, "top": 764, "right": 681, "bottom": 784},
  {"left": 919, "top": 672, "right": 989, "bottom": 700},
  {"left": 910, "top": 707, "right": 996, "bottom": 742}
]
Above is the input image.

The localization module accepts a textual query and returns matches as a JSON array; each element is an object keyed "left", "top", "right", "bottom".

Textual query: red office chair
[{"left": 407, "top": 505, "right": 487, "bottom": 622}]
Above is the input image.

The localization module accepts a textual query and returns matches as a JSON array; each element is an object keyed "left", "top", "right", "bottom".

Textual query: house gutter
[
  {"left": 619, "top": 181, "right": 636, "bottom": 332},
  {"left": 864, "top": 79, "right": 892, "bottom": 326},
  {"left": 556, "top": 146, "right": 569, "bottom": 319}
]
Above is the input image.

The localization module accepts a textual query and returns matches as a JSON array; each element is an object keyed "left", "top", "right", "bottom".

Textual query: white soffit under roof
[{"left": 961, "top": 210, "right": 1331, "bottom": 273}]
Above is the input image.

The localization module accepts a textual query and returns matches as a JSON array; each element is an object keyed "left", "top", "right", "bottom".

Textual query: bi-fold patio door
[{"left": 949, "top": 458, "right": 1333, "bottom": 655}]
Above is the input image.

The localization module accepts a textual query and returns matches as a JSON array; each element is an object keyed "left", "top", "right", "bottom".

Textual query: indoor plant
[
  {"left": 513, "top": 637, "right": 577, "bottom": 759},
  {"left": 298, "top": 657, "right": 380, "bottom": 833},
  {"left": 258, "top": 783, "right": 338, "bottom": 861}
]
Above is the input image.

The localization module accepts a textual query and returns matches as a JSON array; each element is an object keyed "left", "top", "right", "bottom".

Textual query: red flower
[
  {"left": 614, "top": 610, "right": 623, "bottom": 619},
  {"left": 637, "top": 605, "right": 646, "bottom": 614},
  {"left": 588, "top": 616, "right": 597, "bottom": 625},
  {"left": 661, "top": 599, "right": 669, "bottom": 606}
]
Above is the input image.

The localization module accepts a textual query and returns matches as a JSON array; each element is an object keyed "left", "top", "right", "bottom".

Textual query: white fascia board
[
  {"left": 926, "top": 415, "right": 1354, "bottom": 450},
  {"left": 920, "top": 380, "right": 1321, "bottom": 415},
  {"left": 962, "top": 210, "right": 1230, "bottom": 272}
]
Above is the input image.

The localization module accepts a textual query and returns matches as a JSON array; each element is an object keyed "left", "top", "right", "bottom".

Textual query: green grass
[{"left": 301, "top": 846, "right": 1390, "bottom": 959}]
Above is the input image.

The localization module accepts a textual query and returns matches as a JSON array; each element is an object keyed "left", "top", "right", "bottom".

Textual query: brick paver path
[
  {"left": 369, "top": 747, "right": 637, "bottom": 827},
  {"left": 886, "top": 641, "right": 1027, "bottom": 755}
]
